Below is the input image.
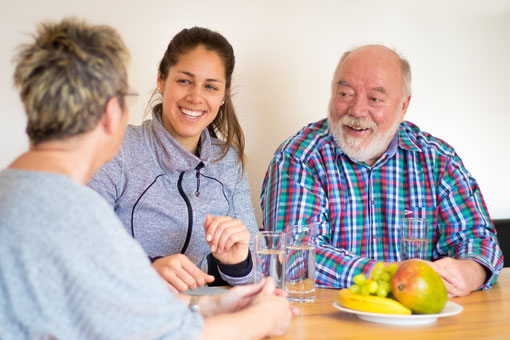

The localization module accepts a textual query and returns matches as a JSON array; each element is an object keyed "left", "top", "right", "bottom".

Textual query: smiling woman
[
  {"left": 157, "top": 46, "right": 226, "bottom": 154},
  {"left": 88, "top": 26, "right": 259, "bottom": 294}
]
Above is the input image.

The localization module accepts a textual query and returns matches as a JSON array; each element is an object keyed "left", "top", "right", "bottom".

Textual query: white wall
[{"left": 1, "top": 0, "right": 509, "bottom": 223}]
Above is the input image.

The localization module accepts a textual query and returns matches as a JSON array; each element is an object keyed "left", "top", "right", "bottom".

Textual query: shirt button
[{"left": 371, "top": 200, "right": 375, "bottom": 205}]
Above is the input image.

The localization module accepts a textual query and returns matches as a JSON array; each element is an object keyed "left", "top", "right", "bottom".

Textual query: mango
[{"left": 391, "top": 260, "right": 447, "bottom": 314}]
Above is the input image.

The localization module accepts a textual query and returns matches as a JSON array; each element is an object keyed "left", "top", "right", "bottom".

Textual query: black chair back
[{"left": 493, "top": 219, "right": 510, "bottom": 268}]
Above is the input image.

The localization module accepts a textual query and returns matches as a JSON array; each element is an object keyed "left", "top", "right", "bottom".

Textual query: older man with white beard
[{"left": 261, "top": 44, "right": 503, "bottom": 297}]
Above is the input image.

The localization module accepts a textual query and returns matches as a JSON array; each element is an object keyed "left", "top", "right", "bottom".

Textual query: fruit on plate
[
  {"left": 391, "top": 260, "right": 447, "bottom": 314},
  {"left": 337, "top": 288, "right": 411, "bottom": 315},
  {"left": 349, "top": 262, "right": 398, "bottom": 298}
]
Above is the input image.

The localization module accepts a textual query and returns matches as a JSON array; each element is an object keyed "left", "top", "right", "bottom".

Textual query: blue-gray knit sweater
[
  {"left": 0, "top": 169, "right": 202, "bottom": 339},
  {"left": 88, "top": 112, "right": 257, "bottom": 285}
]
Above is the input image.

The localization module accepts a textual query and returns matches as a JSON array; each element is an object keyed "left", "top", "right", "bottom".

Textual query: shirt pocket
[
  {"left": 404, "top": 206, "right": 436, "bottom": 223},
  {"left": 404, "top": 206, "right": 437, "bottom": 244}
]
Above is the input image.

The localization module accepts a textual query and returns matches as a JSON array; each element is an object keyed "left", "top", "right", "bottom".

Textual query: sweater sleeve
[
  {"left": 88, "top": 147, "right": 125, "bottom": 207},
  {"left": 217, "top": 165, "right": 257, "bottom": 285}
]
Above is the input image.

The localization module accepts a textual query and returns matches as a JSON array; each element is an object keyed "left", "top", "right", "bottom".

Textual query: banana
[{"left": 337, "top": 289, "right": 412, "bottom": 315}]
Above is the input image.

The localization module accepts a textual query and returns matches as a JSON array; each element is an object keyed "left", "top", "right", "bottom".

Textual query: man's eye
[{"left": 338, "top": 92, "right": 353, "bottom": 102}]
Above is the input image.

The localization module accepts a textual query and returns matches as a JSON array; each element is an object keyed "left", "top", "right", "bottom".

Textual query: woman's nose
[{"left": 185, "top": 86, "right": 204, "bottom": 104}]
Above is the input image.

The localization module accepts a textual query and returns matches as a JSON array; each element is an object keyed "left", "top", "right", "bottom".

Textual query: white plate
[{"left": 333, "top": 301, "right": 463, "bottom": 326}]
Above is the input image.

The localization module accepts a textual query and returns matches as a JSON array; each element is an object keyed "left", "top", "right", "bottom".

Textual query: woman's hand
[
  {"left": 203, "top": 214, "right": 250, "bottom": 265},
  {"left": 152, "top": 254, "right": 214, "bottom": 293},
  {"left": 199, "top": 279, "right": 264, "bottom": 317},
  {"left": 249, "top": 278, "right": 297, "bottom": 337},
  {"left": 200, "top": 278, "right": 297, "bottom": 334},
  {"left": 197, "top": 278, "right": 298, "bottom": 340}
]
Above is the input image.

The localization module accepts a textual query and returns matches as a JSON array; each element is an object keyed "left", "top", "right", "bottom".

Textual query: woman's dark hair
[{"left": 155, "top": 27, "right": 245, "bottom": 168}]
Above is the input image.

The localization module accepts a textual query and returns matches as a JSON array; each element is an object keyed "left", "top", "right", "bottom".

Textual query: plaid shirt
[{"left": 261, "top": 119, "right": 503, "bottom": 289}]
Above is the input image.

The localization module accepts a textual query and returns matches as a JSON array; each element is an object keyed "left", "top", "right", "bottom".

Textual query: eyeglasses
[
  {"left": 118, "top": 91, "right": 139, "bottom": 97},
  {"left": 117, "top": 91, "right": 139, "bottom": 110}
]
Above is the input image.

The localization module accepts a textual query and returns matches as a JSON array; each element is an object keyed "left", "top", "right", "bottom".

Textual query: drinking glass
[
  {"left": 284, "top": 224, "right": 316, "bottom": 302},
  {"left": 255, "top": 231, "right": 285, "bottom": 288},
  {"left": 400, "top": 217, "right": 431, "bottom": 260}
]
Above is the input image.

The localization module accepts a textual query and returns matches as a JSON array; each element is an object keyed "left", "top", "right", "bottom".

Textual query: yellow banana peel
[{"left": 337, "top": 289, "right": 412, "bottom": 315}]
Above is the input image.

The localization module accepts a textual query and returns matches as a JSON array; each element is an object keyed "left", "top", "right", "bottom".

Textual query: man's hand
[
  {"left": 203, "top": 214, "right": 250, "bottom": 265},
  {"left": 428, "top": 258, "right": 488, "bottom": 297},
  {"left": 152, "top": 254, "right": 214, "bottom": 293}
]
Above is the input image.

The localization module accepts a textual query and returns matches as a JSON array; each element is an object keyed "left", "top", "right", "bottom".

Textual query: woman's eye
[
  {"left": 205, "top": 84, "right": 218, "bottom": 91},
  {"left": 177, "top": 79, "right": 191, "bottom": 85}
]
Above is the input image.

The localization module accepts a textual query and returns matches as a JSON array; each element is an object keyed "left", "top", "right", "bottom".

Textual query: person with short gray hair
[
  {"left": 0, "top": 18, "right": 294, "bottom": 340},
  {"left": 13, "top": 18, "right": 130, "bottom": 144}
]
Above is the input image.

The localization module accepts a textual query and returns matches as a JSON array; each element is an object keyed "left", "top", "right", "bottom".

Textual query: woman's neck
[{"left": 9, "top": 139, "right": 100, "bottom": 184}]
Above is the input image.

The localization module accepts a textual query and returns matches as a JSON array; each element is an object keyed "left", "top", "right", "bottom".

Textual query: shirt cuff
[
  {"left": 149, "top": 256, "right": 163, "bottom": 263},
  {"left": 216, "top": 250, "right": 253, "bottom": 278},
  {"left": 458, "top": 254, "right": 502, "bottom": 289}
]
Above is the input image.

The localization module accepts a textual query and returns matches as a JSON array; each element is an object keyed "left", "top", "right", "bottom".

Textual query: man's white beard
[{"left": 327, "top": 109, "right": 401, "bottom": 164}]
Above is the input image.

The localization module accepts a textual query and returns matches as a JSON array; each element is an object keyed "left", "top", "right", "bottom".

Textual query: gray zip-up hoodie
[{"left": 88, "top": 111, "right": 257, "bottom": 285}]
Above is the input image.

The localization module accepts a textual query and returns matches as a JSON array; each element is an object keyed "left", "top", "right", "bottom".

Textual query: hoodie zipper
[
  {"left": 178, "top": 162, "right": 206, "bottom": 254},
  {"left": 177, "top": 171, "right": 193, "bottom": 254}
]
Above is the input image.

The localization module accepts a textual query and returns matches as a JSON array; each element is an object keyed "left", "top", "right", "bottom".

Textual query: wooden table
[{"left": 271, "top": 268, "right": 510, "bottom": 339}]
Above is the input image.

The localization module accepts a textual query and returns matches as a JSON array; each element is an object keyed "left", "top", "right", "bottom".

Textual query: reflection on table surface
[
  {"left": 185, "top": 286, "right": 228, "bottom": 296},
  {"left": 270, "top": 267, "right": 510, "bottom": 339}
]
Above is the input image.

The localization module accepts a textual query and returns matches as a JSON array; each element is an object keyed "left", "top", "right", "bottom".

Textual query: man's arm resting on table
[{"left": 427, "top": 258, "right": 488, "bottom": 297}]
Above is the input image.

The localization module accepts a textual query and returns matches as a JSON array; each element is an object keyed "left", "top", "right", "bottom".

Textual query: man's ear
[
  {"left": 399, "top": 95, "right": 411, "bottom": 122},
  {"left": 101, "top": 96, "right": 122, "bottom": 135}
]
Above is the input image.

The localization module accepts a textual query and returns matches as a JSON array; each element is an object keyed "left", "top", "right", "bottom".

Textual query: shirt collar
[
  {"left": 148, "top": 109, "right": 212, "bottom": 173},
  {"left": 383, "top": 131, "right": 399, "bottom": 158},
  {"left": 375, "top": 123, "right": 423, "bottom": 166},
  {"left": 397, "top": 122, "right": 422, "bottom": 153}
]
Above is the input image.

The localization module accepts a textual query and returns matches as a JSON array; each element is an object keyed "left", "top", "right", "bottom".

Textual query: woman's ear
[
  {"left": 157, "top": 70, "right": 163, "bottom": 92},
  {"left": 101, "top": 96, "right": 123, "bottom": 135}
]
